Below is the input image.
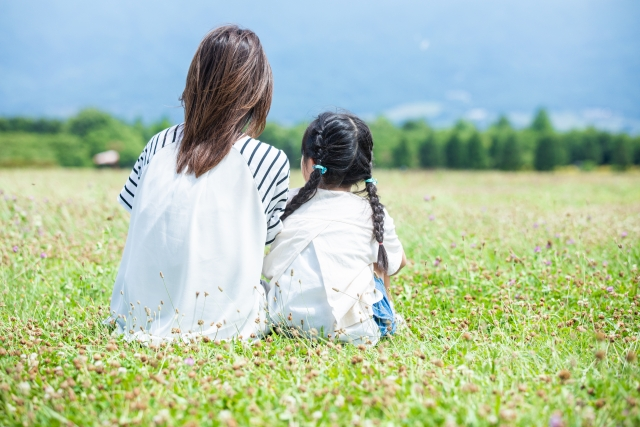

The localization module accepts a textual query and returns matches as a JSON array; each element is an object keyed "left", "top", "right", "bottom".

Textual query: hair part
[
  {"left": 178, "top": 25, "right": 273, "bottom": 177},
  {"left": 281, "top": 112, "right": 389, "bottom": 271}
]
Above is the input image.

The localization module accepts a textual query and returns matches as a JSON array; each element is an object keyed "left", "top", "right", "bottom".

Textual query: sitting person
[
  {"left": 108, "top": 25, "right": 290, "bottom": 342},
  {"left": 262, "top": 112, "right": 406, "bottom": 345}
]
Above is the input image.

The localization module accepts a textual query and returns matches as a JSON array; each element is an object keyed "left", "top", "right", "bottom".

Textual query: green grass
[{"left": 0, "top": 169, "right": 639, "bottom": 426}]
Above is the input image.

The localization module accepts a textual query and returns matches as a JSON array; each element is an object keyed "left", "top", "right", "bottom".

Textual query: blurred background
[{"left": 1, "top": 0, "right": 639, "bottom": 170}]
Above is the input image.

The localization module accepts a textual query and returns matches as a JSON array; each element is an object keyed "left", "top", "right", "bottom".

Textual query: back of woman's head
[
  {"left": 281, "top": 112, "right": 389, "bottom": 271},
  {"left": 178, "top": 25, "right": 273, "bottom": 177}
]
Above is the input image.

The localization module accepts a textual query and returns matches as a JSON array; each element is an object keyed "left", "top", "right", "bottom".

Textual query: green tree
[
  {"left": 392, "top": 138, "right": 411, "bottom": 168},
  {"left": 259, "top": 122, "right": 305, "bottom": 168},
  {"left": 50, "top": 135, "right": 91, "bottom": 167},
  {"left": 611, "top": 134, "right": 634, "bottom": 170},
  {"left": 0, "top": 133, "right": 88, "bottom": 167},
  {"left": 65, "top": 108, "right": 145, "bottom": 166},
  {"left": 278, "top": 141, "right": 298, "bottom": 168},
  {"left": 0, "top": 117, "right": 63, "bottom": 133},
  {"left": 499, "top": 133, "right": 523, "bottom": 171},
  {"left": 530, "top": 108, "right": 554, "bottom": 133},
  {"left": 488, "top": 115, "right": 512, "bottom": 168},
  {"left": 596, "top": 131, "right": 614, "bottom": 164},
  {"left": 534, "top": 134, "right": 560, "bottom": 171},
  {"left": 467, "top": 132, "right": 488, "bottom": 169},
  {"left": 445, "top": 132, "right": 466, "bottom": 169},
  {"left": 83, "top": 126, "right": 145, "bottom": 166},
  {"left": 563, "top": 131, "right": 581, "bottom": 164},
  {"left": 401, "top": 119, "right": 429, "bottom": 132},
  {"left": 489, "top": 135, "right": 503, "bottom": 168},
  {"left": 67, "top": 109, "right": 114, "bottom": 137},
  {"left": 494, "top": 115, "right": 512, "bottom": 130},
  {"left": 369, "top": 117, "right": 402, "bottom": 168},
  {"left": 418, "top": 133, "right": 441, "bottom": 168},
  {"left": 453, "top": 119, "right": 475, "bottom": 134},
  {"left": 583, "top": 129, "right": 603, "bottom": 164},
  {"left": 143, "top": 117, "right": 173, "bottom": 142}
]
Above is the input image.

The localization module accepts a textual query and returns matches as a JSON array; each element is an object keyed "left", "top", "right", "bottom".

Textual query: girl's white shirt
[
  {"left": 109, "top": 125, "right": 290, "bottom": 343},
  {"left": 262, "top": 188, "right": 403, "bottom": 344}
]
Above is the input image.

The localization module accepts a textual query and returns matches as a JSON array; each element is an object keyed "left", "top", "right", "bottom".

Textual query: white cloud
[
  {"left": 384, "top": 102, "right": 442, "bottom": 122},
  {"left": 507, "top": 111, "right": 531, "bottom": 127},
  {"left": 549, "top": 111, "right": 589, "bottom": 130},
  {"left": 550, "top": 110, "right": 640, "bottom": 132},
  {"left": 506, "top": 109, "right": 640, "bottom": 132},
  {"left": 419, "top": 39, "right": 430, "bottom": 51},
  {"left": 582, "top": 108, "right": 613, "bottom": 121},
  {"left": 357, "top": 112, "right": 377, "bottom": 122},
  {"left": 445, "top": 90, "right": 471, "bottom": 104},
  {"left": 466, "top": 108, "right": 488, "bottom": 121}
]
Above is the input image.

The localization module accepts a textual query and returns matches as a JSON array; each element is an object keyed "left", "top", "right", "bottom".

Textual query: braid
[
  {"left": 280, "top": 116, "right": 329, "bottom": 221},
  {"left": 280, "top": 170, "right": 322, "bottom": 221},
  {"left": 366, "top": 181, "right": 388, "bottom": 272},
  {"left": 312, "top": 127, "right": 326, "bottom": 165}
]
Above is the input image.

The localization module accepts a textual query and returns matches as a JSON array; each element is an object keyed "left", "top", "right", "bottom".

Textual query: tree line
[
  {"left": 0, "top": 109, "right": 170, "bottom": 168},
  {"left": 1, "top": 108, "right": 639, "bottom": 170}
]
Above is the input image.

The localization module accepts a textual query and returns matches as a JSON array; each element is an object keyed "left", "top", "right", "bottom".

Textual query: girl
[
  {"left": 262, "top": 112, "right": 406, "bottom": 345},
  {"left": 108, "top": 25, "right": 290, "bottom": 342}
]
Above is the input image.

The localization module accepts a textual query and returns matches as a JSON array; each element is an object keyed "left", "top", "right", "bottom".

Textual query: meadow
[{"left": 0, "top": 169, "right": 639, "bottom": 426}]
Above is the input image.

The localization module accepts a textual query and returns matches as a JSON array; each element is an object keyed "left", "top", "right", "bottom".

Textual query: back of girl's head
[
  {"left": 281, "top": 112, "right": 389, "bottom": 271},
  {"left": 178, "top": 25, "right": 273, "bottom": 177}
]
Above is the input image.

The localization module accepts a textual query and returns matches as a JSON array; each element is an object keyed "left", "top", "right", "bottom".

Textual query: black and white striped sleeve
[
  {"left": 264, "top": 165, "right": 290, "bottom": 244},
  {"left": 233, "top": 137, "right": 291, "bottom": 245},
  {"left": 117, "top": 124, "right": 183, "bottom": 212},
  {"left": 117, "top": 143, "right": 147, "bottom": 212}
]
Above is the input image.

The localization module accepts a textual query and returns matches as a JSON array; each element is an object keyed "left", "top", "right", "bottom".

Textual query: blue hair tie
[
  {"left": 365, "top": 178, "right": 377, "bottom": 185},
  {"left": 313, "top": 165, "right": 327, "bottom": 175}
]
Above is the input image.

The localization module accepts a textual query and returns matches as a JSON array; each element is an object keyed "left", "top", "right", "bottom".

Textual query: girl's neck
[{"left": 318, "top": 183, "right": 352, "bottom": 192}]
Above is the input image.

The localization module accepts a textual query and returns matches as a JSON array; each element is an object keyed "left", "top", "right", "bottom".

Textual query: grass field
[{"left": 0, "top": 169, "right": 639, "bottom": 427}]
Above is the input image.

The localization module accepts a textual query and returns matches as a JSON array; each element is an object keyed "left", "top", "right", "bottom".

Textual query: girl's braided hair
[{"left": 280, "top": 112, "right": 388, "bottom": 271}]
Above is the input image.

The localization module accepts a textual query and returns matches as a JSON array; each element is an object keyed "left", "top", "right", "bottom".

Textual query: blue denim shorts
[{"left": 373, "top": 276, "right": 396, "bottom": 336}]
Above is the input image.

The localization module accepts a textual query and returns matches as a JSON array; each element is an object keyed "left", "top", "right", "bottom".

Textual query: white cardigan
[
  {"left": 262, "top": 189, "right": 403, "bottom": 343},
  {"left": 109, "top": 126, "right": 290, "bottom": 342}
]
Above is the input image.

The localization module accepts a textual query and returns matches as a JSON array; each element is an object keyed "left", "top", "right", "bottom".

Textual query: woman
[{"left": 108, "top": 25, "right": 290, "bottom": 342}]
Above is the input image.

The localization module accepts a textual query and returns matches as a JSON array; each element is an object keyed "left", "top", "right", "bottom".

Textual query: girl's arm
[
  {"left": 392, "top": 251, "right": 407, "bottom": 276},
  {"left": 374, "top": 250, "right": 406, "bottom": 296},
  {"left": 383, "top": 272, "right": 391, "bottom": 296}
]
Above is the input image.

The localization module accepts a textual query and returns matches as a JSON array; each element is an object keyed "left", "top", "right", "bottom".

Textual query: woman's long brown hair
[{"left": 178, "top": 25, "right": 273, "bottom": 177}]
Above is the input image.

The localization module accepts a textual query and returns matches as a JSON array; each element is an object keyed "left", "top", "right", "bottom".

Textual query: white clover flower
[
  {"left": 218, "top": 410, "right": 232, "bottom": 421},
  {"left": 17, "top": 382, "right": 31, "bottom": 395}
]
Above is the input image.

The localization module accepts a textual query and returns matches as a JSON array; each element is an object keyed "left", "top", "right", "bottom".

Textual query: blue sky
[{"left": 1, "top": 0, "right": 639, "bottom": 131}]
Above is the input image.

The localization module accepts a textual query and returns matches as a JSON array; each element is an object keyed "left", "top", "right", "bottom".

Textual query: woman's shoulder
[
  {"left": 233, "top": 137, "right": 288, "bottom": 163},
  {"left": 146, "top": 123, "right": 185, "bottom": 152},
  {"left": 117, "top": 123, "right": 185, "bottom": 212},
  {"left": 233, "top": 135, "right": 289, "bottom": 174},
  {"left": 138, "top": 123, "right": 186, "bottom": 167},
  {"left": 231, "top": 137, "right": 291, "bottom": 222},
  {"left": 233, "top": 136, "right": 290, "bottom": 177}
]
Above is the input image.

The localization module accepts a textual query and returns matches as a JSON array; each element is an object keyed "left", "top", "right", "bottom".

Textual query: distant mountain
[{"left": 1, "top": 0, "right": 639, "bottom": 131}]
